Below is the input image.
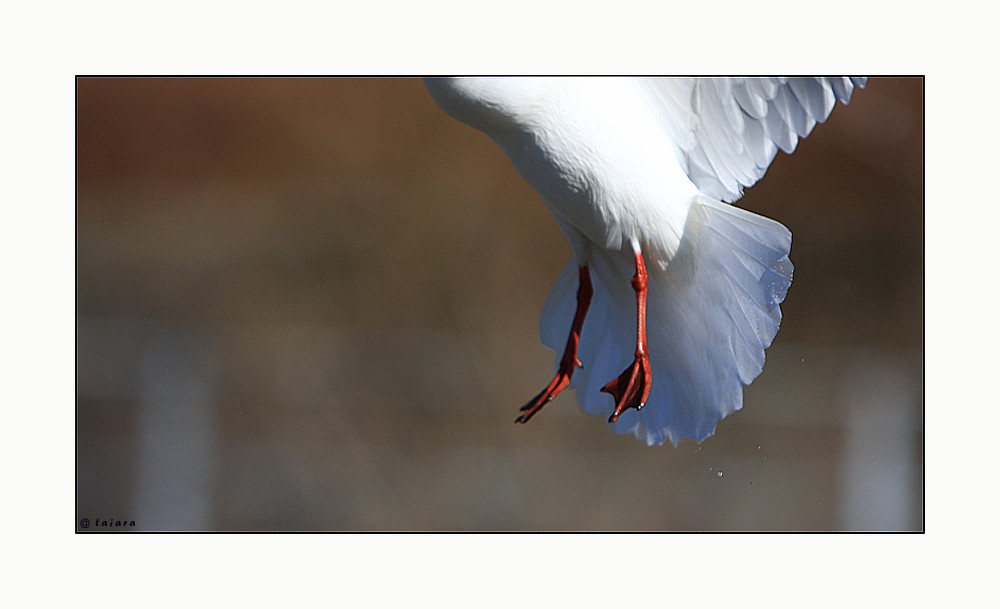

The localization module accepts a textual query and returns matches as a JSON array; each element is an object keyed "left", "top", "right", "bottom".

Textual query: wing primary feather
[
  {"left": 746, "top": 77, "right": 778, "bottom": 101},
  {"left": 709, "top": 78, "right": 746, "bottom": 134},
  {"left": 741, "top": 115, "right": 777, "bottom": 170},
  {"left": 776, "top": 85, "right": 813, "bottom": 138},
  {"left": 789, "top": 77, "right": 835, "bottom": 123},
  {"left": 830, "top": 77, "right": 853, "bottom": 103},
  {"left": 763, "top": 96, "right": 797, "bottom": 154},
  {"left": 732, "top": 78, "right": 768, "bottom": 119}
]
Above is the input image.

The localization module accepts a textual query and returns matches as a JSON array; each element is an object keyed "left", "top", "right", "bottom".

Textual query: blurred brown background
[{"left": 76, "top": 77, "right": 923, "bottom": 531}]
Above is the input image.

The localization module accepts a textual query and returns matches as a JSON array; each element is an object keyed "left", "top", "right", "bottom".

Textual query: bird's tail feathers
[{"left": 539, "top": 197, "right": 793, "bottom": 446}]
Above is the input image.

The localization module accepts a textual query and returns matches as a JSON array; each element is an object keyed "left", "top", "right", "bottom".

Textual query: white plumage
[{"left": 425, "top": 77, "right": 864, "bottom": 446}]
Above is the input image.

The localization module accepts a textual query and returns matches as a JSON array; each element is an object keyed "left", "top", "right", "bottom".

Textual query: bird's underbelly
[{"left": 493, "top": 129, "right": 699, "bottom": 266}]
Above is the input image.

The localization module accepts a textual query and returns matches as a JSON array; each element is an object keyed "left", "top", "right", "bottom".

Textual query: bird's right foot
[
  {"left": 515, "top": 360, "right": 578, "bottom": 423},
  {"left": 515, "top": 265, "right": 592, "bottom": 424}
]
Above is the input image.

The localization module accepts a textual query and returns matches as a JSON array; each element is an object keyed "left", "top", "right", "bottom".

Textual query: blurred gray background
[{"left": 76, "top": 77, "right": 923, "bottom": 531}]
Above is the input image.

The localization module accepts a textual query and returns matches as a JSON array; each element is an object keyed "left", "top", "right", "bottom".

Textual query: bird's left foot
[
  {"left": 602, "top": 245, "right": 652, "bottom": 423},
  {"left": 601, "top": 350, "right": 651, "bottom": 423}
]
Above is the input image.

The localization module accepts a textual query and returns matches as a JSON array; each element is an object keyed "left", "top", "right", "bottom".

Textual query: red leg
[
  {"left": 516, "top": 265, "right": 593, "bottom": 423},
  {"left": 601, "top": 248, "right": 652, "bottom": 423}
]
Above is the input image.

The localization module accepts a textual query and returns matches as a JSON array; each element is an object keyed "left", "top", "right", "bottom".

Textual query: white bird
[{"left": 425, "top": 77, "right": 865, "bottom": 446}]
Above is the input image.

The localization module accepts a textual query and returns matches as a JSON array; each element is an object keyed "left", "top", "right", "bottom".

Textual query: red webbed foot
[
  {"left": 602, "top": 244, "right": 651, "bottom": 423},
  {"left": 515, "top": 265, "right": 592, "bottom": 424},
  {"left": 601, "top": 350, "right": 651, "bottom": 422}
]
